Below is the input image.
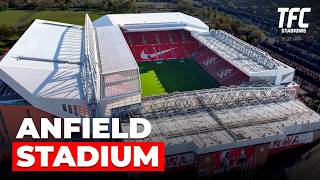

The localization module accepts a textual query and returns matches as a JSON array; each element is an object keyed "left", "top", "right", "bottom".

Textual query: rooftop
[
  {"left": 0, "top": 19, "right": 84, "bottom": 101},
  {"left": 119, "top": 86, "right": 320, "bottom": 154},
  {"left": 95, "top": 26, "right": 138, "bottom": 74},
  {"left": 93, "top": 12, "right": 209, "bottom": 32},
  {"left": 192, "top": 30, "right": 289, "bottom": 73}
]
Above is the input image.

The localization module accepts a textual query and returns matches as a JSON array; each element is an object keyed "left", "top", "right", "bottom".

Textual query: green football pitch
[{"left": 139, "top": 59, "right": 219, "bottom": 97}]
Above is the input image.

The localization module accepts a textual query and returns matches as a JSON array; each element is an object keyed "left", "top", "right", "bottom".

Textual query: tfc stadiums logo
[{"left": 277, "top": 8, "right": 311, "bottom": 33}]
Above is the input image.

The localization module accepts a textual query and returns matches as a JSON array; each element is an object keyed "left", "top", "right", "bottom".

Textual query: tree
[
  {"left": 219, "top": 23, "right": 232, "bottom": 33},
  {"left": 54, "top": 0, "right": 67, "bottom": 10},
  {"left": 83, "top": 0, "right": 101, "bottom": 9},
  {"left": 0, "top": 1, "right": 8, "bottom": 11},
  {"left": 0, "top": 25, "right": 13, "bottom": 39},
  {"left": 127, "top": 0, "right": 136, "bottom": 13},
  {"left": 248, "top": 29, "right": 266, "bottom": 43},
  {"left": 176, "top": 0, "right": 194, "bottom": 12},
  {"left": 101, "top": 0, "right": 136, "bottom": 13},
  {"left": 8, "top": 0, "right": 25, "bottom": 8},
  {"left": 240, "top": 35, "right": 247, "bottom": 42}
]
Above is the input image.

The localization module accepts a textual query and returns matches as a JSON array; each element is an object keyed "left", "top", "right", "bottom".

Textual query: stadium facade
[{"left": 0, "top": 12, "right": 319, "bottom": 174}]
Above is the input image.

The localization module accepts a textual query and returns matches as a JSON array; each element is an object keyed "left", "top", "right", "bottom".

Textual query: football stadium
[{"left": 0, "top": 12, "right": 320, "bottom": 174}]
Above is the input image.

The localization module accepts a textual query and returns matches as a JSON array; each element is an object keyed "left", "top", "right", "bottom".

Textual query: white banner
[
  {"left": 166, "top": 152, "right": 195, "bottom": 169},
  {"left": 269, "top": 132, "right": 313, "bottom": 149}
]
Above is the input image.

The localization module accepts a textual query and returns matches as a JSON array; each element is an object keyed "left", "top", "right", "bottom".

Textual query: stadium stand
[
  {"left": 128, "top": 32, "right": 144, "bottom": 45},
  {"left": 170, "top": 30, "right": 183, "bottom": 43},
  {"left": 124, "top": 29, "right": 294, "bottom": 87},
  {"left": 123, "top": 30, "right": 200, "bottom": 63},
  {"left": 144, "top": 32, "right": 158, "bottom": 44},
  {"left": 157, "top": 31, "right": 170, "bottom": 44},
  {"left": 193, "top": 45, "right": 249, "bottom": 86}
]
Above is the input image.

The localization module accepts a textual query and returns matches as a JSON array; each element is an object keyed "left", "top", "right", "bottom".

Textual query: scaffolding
[
  {"left": 192, "top": 30, "right": 280, "bottom": 73},
  {"left": 117, "top": 86, "right": 320, "bottom": 148}
]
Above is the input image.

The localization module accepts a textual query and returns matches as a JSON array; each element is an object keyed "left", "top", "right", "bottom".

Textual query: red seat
[
  {"left": 193, "top": 46, "right": 249, "bottom": 86},
  {"left": 157, "top": 31, "right": 170, "bottom": 44},
  {"left": 125, "top": 30, "right": 201, "bottom": 62},
  {"left": 144, "top": 32, "right": 158, "bottom": 44},
  {"left": 129, "top": 32, "right": 144, "bottom": 45},
  {"left": 182, "top": 31, "right": 197, "bottom": 42},
  {"left": 170, "top": 31, "right": 183, "bottom": 43}
]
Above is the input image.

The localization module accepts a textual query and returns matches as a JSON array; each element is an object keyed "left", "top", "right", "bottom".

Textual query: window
[
  {"left": 73, "top": 105, "right": 78, "bottom": 116},
  {"left": 62, "top": 104, "right": 67, "bottom": 112},
  {"left": 101, "top": 69, "right": 140, "bottom": 99},
  {"left": 68, "top": 105, "right": 73, "bottom": 114}
]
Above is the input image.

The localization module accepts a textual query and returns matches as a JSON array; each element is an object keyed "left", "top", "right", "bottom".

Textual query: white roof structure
[
  {"left": 0, "top": 14, "right": 143, "bottom": 118},
  {"left": 119, "top": 86, "right": 320, "bottom": 155},
  {"left": 0, "top": 19, "right": 86, "bottom": 117},
  {"left": 93, "top": 12, "right": 209, "bottom": 32},
  {"left": 95, "top": 26, "right": 138, "bottom": 74}
]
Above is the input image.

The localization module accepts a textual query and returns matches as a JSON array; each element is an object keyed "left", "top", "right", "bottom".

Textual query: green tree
[
  {"left": 8, "top": 0, "right": 26, "bottom": 8},
  {"left": 219, "top": 23, "right": 232, "bottom": 33},
  {"left": 240, "top": 35, "right": 247, "bottom": 42},
  {"left": 0, "top": 1, "right": 8, "bottom": 11},
  {"left": 54, "top": 0, "right": 67, "bottom": 10},
  {"left": 248, "top": 29, "right": 266, "bottom": 43},
  {"left": 176, "top": 0, "right": 194, "bottom": 12},
  {"left": 0, "top": 25, "right": 13, "bottom": 39}
]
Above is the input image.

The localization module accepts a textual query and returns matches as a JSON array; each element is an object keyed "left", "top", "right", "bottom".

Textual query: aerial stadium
[{"left": 0, "top": 12, "right": 320, "bottom": 174}]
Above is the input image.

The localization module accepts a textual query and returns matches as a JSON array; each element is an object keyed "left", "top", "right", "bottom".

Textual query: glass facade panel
[{"left": 100, "top": 69, "right": 140, "bottom": 99}]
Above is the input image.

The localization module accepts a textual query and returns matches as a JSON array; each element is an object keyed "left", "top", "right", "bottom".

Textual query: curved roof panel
[
  {"left": 0, "top": 19, "right": 86, "bottom": 117},
  {"left": 93, "top": 12, "right": 209, "bottom": 32}
]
